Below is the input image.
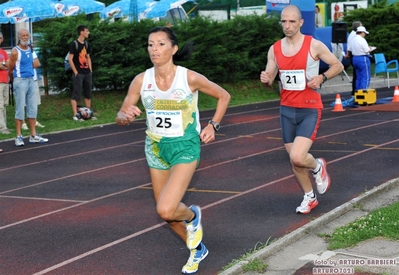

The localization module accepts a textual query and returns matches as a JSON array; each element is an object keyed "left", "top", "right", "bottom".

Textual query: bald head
[{"left": 281, "top": 5, "right": 302, "bottom": 20}]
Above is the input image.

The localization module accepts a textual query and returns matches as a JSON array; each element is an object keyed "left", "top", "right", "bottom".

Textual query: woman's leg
[{"left": 150, "top": 161, "right": 198, "bottom": 241}]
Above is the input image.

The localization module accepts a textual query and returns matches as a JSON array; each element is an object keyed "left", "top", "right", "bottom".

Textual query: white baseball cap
[{"left": 357, "top": 26, "right": 369, "bottom": 34}]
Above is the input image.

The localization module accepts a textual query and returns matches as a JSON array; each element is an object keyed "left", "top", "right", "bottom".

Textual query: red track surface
[{"left": 0, "top": 90, "right": 398, "bottom": 275}]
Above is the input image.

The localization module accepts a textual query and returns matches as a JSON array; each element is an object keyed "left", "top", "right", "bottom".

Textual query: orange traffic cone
[
  {"left": 392, "top": 86, "right": 399, "bottom": 102},
  {"left": 332, "top": 94, "right": 346, "bottom": 112}
]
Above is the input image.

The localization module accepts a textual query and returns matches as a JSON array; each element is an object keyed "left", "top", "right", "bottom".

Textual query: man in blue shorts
[
  {"left": 260, "top": 5, "right": 343, "bottom": 214},
  {"left": 8, "top": 28, "right": 49, "bottom": 146}
]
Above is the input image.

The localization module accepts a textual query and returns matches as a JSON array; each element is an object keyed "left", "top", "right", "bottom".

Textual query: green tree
[{"left": 343, "top": 0, "right": 399, "bottom": 60}]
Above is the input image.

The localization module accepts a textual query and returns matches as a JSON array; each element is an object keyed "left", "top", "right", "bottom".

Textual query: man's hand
[
  {"left": 260, "top": 71, "right": 272, "bottom": 85},
  {"left": 308, "top": 75, "right": 324, "bottom": 90}
]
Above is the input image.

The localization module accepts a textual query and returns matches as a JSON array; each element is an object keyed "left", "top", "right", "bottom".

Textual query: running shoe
[
  {"left": 15, "top": 135, "right": 24, "bottom": 147},
  {"left": 73, "top": 115, "right": 84, "bottom": 121},
  {"left": 185, "top": 205, "right": 203, "bottom": 250},
  {"left": 29, "top": 134, "right": 49, "bottom": 144},
  {"left": 296, "top": 195, "right": 319, "bottom": 214},
  {"left": 312, "top": 158, "right": 331, "bottom": 194},
  {"left": 72, "top": 113, "right": 84, "bottom": 121},
  {"left": 21, "top": 123, "right": 28, "bottom": 130},
  {"left": 35, "top": 121, "right": 45, "bottom": 128},
  {"left": 181, "top": 243, "right": 209, "bottom": 274}
]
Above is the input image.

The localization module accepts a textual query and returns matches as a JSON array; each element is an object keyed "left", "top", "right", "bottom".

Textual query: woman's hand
[
  {"left": 116, "top": 105, "right": 142, "bottom": 125},
  {"left": 200, "top": 124, "right": 216, "bottom": 144}
]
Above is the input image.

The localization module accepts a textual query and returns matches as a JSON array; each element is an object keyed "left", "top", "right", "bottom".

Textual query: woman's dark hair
[{"left": 148, "top": 26, "right": 195, "bottom": 62}]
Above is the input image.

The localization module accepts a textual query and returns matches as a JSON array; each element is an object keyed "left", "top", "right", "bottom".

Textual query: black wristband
[{"left": 322, "top": 73, "right": 328, "bottom": 83}]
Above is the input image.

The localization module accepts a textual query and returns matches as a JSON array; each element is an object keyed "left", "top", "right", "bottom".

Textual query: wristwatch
[
  {"left": 208, "top": 120, "right": 220, "bottom": 132},
  {"left": 321, "top": 73, "right": 328, "bottom": 83}
]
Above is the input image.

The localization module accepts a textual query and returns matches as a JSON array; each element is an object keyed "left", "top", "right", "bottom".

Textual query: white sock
[
  {"left": 312, "top": 161, "right": 321, "bottom": 173},
  {"left": 305, "top": 190, "right": 315, "bottom": 198}
]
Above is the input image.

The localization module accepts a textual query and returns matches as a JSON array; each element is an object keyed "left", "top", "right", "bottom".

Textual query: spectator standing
[
  {"left": 260, "top": 5, "right": 343, "bottom": 214},
  {"left": 68, "top": 25, "right": 96, "bottom": 121},
  {"left": 0, "top": 32, "right": 9, "bottom": 153},
  {"left": 0, "top": 32, "right": 10, "bottom": 135},
  {"left": 351, "top": 26, "right": 373, "bottom": 91},
  {"left": 8, "top": 28, "right": 48, "bottom": 146},
  {"left": 346, "top": 21, "right": 362, "bottom": 95},
  {"left": 21, "top": 47, "right": 45, "bottom": 130},
  {"left": 116, "top": 26, "right": 230, "bottom": 274},
  {"left": 315, "top": 5, "right": 323, "bottom": 28}
]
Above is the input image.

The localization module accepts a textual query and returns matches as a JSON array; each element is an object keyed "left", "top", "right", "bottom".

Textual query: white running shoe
[
  {"left": 296, "top": 195, "right": 319, "bottom": 214},
  {"left": 312, "top": 158, "right": 331, "bottom": 195},
  {"left": 15, "top": 135, "right": 25, "bottom": 147},
  {"left": 29, "top": 134, "right": 49, "bottom": 144},
  {"left": 181, "top": 243, "right": 209, "bottom": 274},
  {"left": 73, "top": 115, "right": 84, "bottom": 122},
  {"left": 36, "top": 121, "right": 45, "bottom": 128},
  {"left": 185, "top": 205, "right": 203, "bottom": 250}
]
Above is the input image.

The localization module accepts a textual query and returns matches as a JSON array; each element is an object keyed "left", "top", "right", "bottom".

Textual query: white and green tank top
[{"left": 140, "top": 66, "right": 200, "bottom": 143}]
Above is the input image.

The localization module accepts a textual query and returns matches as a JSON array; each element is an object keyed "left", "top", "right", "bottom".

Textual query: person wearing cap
[
  {"left": 351, "top": 26, "right": 373, "bottom": 91},
  {"left": 346, "top": 21, "right": 362, "bottom": 95}
]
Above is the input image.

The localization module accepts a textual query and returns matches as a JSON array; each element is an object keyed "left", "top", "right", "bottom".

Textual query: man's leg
[
  {"left": 26, "top": 80, "right": 48, "bottom": 144},
  {"left": 284, "top": 138, "right": 320, "bottom": 215},
  {"left": 83, "top": 73, "right": 92, "bottom": 109},
  {"left": 83, "top": 73, "right": 95, "bottom": 119},
  {"left": 71, "top": 99, "right": 78, "bottom": 116},
  {"left": 84, "top": 98, "right": 91, "bottom": 109},
  {"left": 281, "top": 107, "right": 329, "bottom": 214},
  {"left": 0, "top": 84, "right": 7, "bottom": 132},
  {"left": 351, "top": 57, "right": 357, "bottom": 96},
  {"left": 25, "top": 79, "right": 38, "bottom": 137},
  {"left": 285, "top": 137, "right": 317, "bottom": 193},
  {"left": 13, "top": 79, "right": 26, "bottom": 146},
  {"left": 71, "top": 74, "right": 83, "bottom": 117}
]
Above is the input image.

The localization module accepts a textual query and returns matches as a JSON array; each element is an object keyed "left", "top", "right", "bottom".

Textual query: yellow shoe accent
[
  {"left": 185, "top": 205, "right": 203, "bottom": 249},
  {"left": 181, "top": 244, "right": 209, "bottom": 274}
]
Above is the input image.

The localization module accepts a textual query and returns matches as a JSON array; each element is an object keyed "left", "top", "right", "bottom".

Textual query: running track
[{"left": 0, "top": 89, "right": 398, "bottom": 275}]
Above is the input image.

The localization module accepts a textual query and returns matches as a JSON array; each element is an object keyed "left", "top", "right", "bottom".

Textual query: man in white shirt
[
  {"left": 346, "top": 21, "right": 362, "bottom": 95},
  {"left": 351, "top": 26, "right": 372, "bottom": 91}
]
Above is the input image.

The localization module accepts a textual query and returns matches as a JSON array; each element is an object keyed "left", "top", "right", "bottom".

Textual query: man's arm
[
  {"left": 8, "top": 48, "right": 18, "bottom": 82},
  {"left": 260, "top": 46, "right": 279, "bottom": 87},
  {"left": 87, "top": 54, "right": 92, "bottom": 72},
  {"left": 68, "top": 52, "right": 78, "bottom": 76},
  {"left": 312, "top": 39, "right": 344, "bottom": 83},
  {"left": 33, "top": 51, "right": 40, "bottom": 68}
]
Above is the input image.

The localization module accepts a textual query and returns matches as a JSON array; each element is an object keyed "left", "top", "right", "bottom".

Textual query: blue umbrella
[
  {"left": 100, "top": 0, "right": 153, "bottom": 21},
  {"left": 100, "top": 0, "right": 191, "bottom": 21},
  {"left": 0, "top": 0, "right": 58, "bottom": 23},
  {"left": 146, "top": 0, "right": 190, "bottom": 18},
  {"left": 57, "top": 0, "right": 105, "bottom": 17}
]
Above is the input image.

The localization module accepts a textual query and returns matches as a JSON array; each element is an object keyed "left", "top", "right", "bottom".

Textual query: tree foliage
[
  {"left": 34, "top": 13, "right": 282, "bottom": 93},
  {"left": 343, "top": 0, "right": 399, "bottom": 60},
  {"left": 33, "top": 1, "right": 399, "bottom": 94}
]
